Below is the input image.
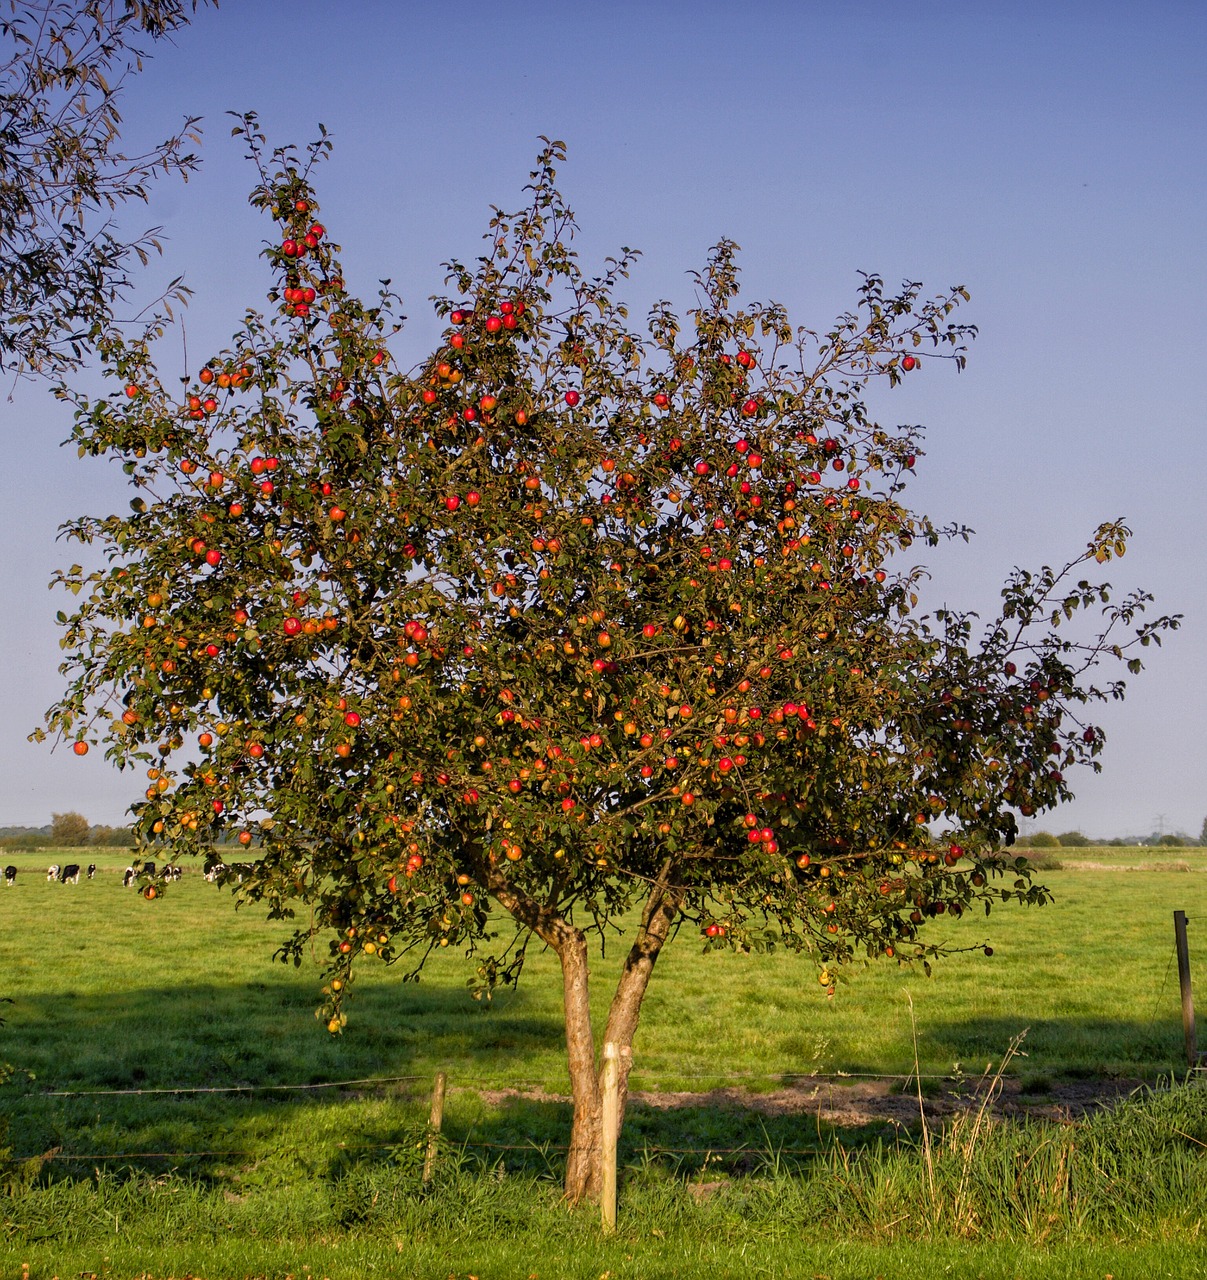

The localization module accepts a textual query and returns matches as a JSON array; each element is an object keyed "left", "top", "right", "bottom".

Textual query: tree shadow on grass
[
  {"left": 908, "top": 1013, "right": 1188, "bottom": 1083},
  {"left": 1, "top": 977, "right": 887, "bottom": 1187},
  {"left": 0, "top": 980, "right": 1188, "bottom": 1190}
]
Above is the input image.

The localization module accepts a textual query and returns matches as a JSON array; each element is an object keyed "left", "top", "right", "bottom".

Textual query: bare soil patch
[{"left": 475, "top": 1075, "right": 1148, "bottom": 1130}]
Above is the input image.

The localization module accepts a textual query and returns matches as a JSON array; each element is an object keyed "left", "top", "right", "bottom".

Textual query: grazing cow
[
  {"left": 143, "top": 860, "right": 156, "bottom": 879},
  {"left": 87, "top": 863, "right": 97, "bottom": 879},
  {"left": 203, "top": 862, "right": 226, "bottom": 883},
  {"left": 163, "top": 865, "right": 182, "bottom": 882},
  {"left": 122, "top": 866, "right": 136, "bottom": 888},
  {"left": 3, "top": 866, "right": 15, "bottom": 887},
  {"left": 60, "top": 863, "right": 81, "bottom": 884},
  {"left": 47, "top": 864, "right": 60, "bottom": 882}
]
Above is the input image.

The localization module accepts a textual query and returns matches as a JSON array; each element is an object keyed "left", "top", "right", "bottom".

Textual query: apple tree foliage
[{"left": 41, "top": 128, "right": 1178, "bottom": 1199}]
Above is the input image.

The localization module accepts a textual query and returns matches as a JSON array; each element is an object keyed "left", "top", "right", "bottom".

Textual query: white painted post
[
  {"left": 423, "top": 1070, "right": 447, "bottom": 1183},
  {"left": 601, "top": 1042, "right": 620, "bottom": 1233}
]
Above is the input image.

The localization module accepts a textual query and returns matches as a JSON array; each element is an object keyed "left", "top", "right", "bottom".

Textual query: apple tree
[{"left": 41, "top": 128, "right": 1178, "bottom": 1201}]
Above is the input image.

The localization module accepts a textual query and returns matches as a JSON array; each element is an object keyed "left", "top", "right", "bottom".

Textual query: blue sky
[{"left": 2, "top": 0, "right": 1203, "bottom": 837}]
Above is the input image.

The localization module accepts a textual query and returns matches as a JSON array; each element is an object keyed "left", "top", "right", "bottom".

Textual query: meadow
[{"left": 2, "top": 846, "right": 1206, "bottom": 1278}]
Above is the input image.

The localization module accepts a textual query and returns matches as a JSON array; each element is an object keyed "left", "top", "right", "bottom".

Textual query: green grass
[
  {"left": 4, "top": 845, "right": 1204, "bottom": 1098},
  {"left": 5, "top": 1085, "right": 1207, "bottom": 1278},
  {"left": 2, "top": 846, "right": 1206, "bottom": 1275},
  {"left": 1041, "top": 845, "right": 1207, "bottom": 870},
  {"left": 8, "top": 1217, "right": 1207, "bottom": 1280}
]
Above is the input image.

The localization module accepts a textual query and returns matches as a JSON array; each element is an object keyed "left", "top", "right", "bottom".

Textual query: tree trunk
[
  {"left": 482, "top": 858, "right": 683, "bottom": 1204},
  {"left": 563, "top": 865, "right": 683, "bottom": 1202},
  {"left": 602, "top": 868, "right": 684, "bottom": 1132},
  {"left": 560, "top": 924, "right": 604, "bottom": 1203}
]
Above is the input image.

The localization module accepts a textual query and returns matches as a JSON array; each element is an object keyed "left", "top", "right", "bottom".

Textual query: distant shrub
[
  {"left": 1056, "top": 830, "right": 1090, "bottom": 847},
  {"left": 1157, "top": 834, "right": 1185, "bottom": 847},
  {"left": 89, "top": 824, "right": 135, "bottom": 847},
  {"left": 50, "top": 811, "right": 90, "bottom": 847},
  {"left": 985, "top": 845, "right": 1064, "bottom": 870},
  {"left": 0, "top": 834, "right": 43, "bottom": 850},
  {"left": 1025, "top": 831, "right": 1060, "bottom": 848},
  {"left": 1020, "top": 850, "right": 1064, "bottom": 871}
]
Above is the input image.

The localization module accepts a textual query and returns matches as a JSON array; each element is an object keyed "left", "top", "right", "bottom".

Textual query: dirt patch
[
  {"left": 632, "top": 1074, "right": 1147, "bottom": 1128},
  {"left": 1059, "top": 859, "right": 1196, "bottom": 873},
  {"left": 473, "top": 1075, "right": 1148, "bottom": 1130}
]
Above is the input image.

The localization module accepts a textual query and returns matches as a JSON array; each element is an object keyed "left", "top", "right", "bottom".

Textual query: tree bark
[
  {"left": 602, "top": 865, "right": 684, "bottom": 1131},
  {"left": 482, "top": 858, "right": 683, "bottom": 1203},
  {"left": 559, "top": 923, "right": 603, "bottom": 1203}
]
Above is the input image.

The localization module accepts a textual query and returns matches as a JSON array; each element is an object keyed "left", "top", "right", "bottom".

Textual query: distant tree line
[
  {"left": 1017, "top": 828, "right": 1200, "bottom": 849},
  {"left": 0, "top": 814, "right": 133, "bottom": 849},
  {"left": 0, "top": 814, "right": 252, "bottom": 849}
]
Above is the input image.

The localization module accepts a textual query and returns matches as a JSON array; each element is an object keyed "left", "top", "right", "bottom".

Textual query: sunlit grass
[
  {"left": 2, "top": 848, "right": 1206, "bottom": 1274},
  {"left": 3, "top": 844, "right": 1204, "bottom": 1180},
  {"left": 3, "top": 845, "right": 1205, "bottom": 1098},
  {"left": 4, "top": 1082, "right": 1206, "bottom": 1278}
]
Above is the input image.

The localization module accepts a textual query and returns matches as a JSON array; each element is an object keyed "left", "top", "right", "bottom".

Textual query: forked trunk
[
  {"left": 601, "top": 871, "right": 683, "bottom": 1134},
  {"left": 560, "top": 868, "right": 684, "bottom": 1203},
  {"left": 485, "top": 859, "right": 683, "bottom": 1204}
]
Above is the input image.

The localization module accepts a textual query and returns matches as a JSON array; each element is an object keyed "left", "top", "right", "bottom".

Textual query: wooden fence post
[
  {"left": 601, "top": 1042, "right": 620, "bottom": 1234},
  {"left": 423, "top": 1070, "right": 447, "bottom": 1183},
  {"left": 1174, "top": 911, "right": 1201, "bottom": 1070}
]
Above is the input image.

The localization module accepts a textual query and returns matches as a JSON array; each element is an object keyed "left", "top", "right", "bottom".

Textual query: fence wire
[{"left": 31, "top": 1065, "right": 978, "bottom": 1101}]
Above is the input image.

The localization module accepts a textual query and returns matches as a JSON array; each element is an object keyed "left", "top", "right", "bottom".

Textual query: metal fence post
[{"left": 1174, "top": 911, "right": 1199, "bottom": 1069}]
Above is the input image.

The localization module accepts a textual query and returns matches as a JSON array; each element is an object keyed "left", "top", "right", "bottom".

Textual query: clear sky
[{"left": 2, "top": 0, "right": 1203, "bottom": 838}]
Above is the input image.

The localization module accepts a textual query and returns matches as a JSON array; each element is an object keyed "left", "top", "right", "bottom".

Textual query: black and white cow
[
  {"left": 87, "top": 863, "right": 97, "bottom": 879},
  {"left": 122, "top": 866, "right": 136, "bottom": 888},
  {"left": 46, "top": 863, "right": 60, "bottom": 881},
  {"left": 3, "top": 866, "right": 15, "bottom": 887},
  {"left": 203, "top": 862, "right": 226, "bottom": 883},
  {"left": 60, "top": 863, "right": 81, "bottom": 884}
]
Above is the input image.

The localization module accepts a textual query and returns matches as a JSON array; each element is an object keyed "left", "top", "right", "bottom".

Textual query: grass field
[{"left": 2, "top": 846, "right": 1206, "bottom": 1278}]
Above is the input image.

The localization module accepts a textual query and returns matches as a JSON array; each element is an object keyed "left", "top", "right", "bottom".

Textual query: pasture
[{"left": 2, "top": 846, "right": 1206, "bottom": 1278}]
